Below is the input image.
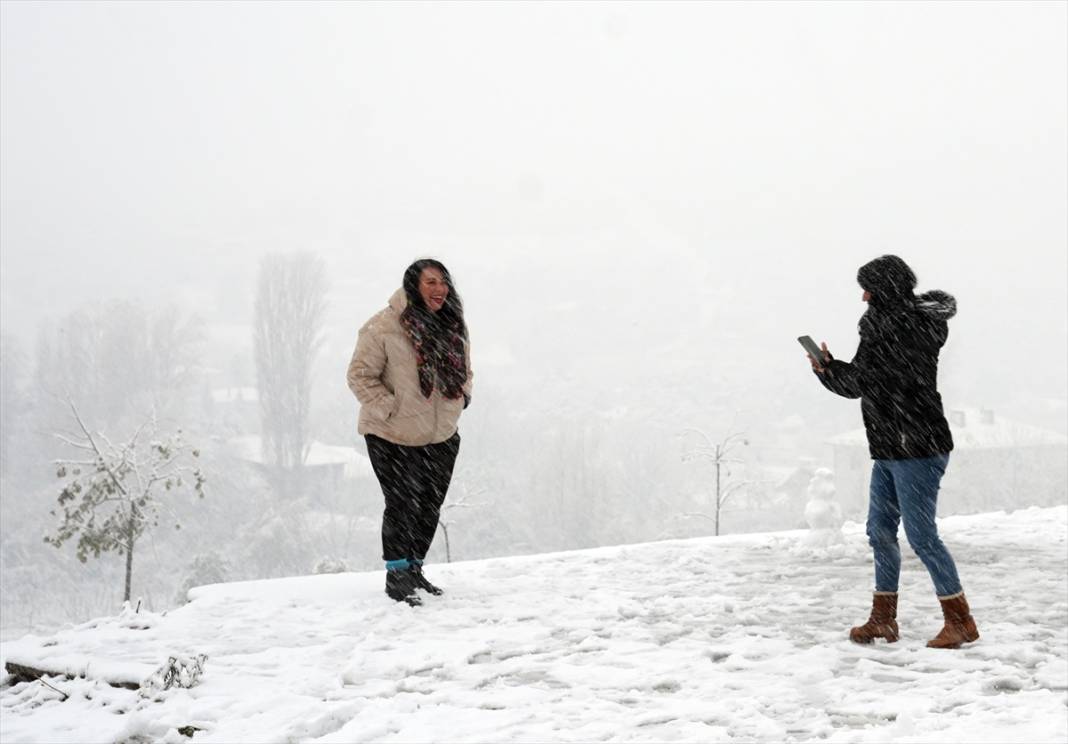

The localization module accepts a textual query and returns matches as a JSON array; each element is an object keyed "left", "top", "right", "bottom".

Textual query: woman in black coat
[{"left": 809, "top": 255, "right": 979, "bottom": 649}]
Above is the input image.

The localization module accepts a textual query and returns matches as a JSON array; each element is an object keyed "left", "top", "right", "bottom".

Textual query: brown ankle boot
[
  {"left": 850, "top": 592, "right": 900, "bottom": 644},
  {"left": 927, "top": 592, "right": 979, "bottom": 649}
]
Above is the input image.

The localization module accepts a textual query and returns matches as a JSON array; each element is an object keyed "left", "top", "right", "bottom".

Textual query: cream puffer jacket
[{"left": 347, "top": 289, "right": 472, "bottom": 446}]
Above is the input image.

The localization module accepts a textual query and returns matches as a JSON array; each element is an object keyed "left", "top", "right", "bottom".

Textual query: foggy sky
[{"left": 2, "top": 1, "right": 1066, "bottom": 418}]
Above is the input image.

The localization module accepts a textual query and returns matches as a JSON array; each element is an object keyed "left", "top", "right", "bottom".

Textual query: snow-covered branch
[{"left": 46, "top": 400, "right": 207, "bottom": 603}]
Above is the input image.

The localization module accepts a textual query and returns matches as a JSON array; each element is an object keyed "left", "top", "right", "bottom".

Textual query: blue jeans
[{"left": 866, "top": 454, "right": 963, "bottom": 597}]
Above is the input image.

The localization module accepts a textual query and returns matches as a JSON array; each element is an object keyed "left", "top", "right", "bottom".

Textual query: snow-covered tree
[
  {"left": 313, "top": 556, "right": 349, "bottom": 574},
  {"left": 253, "top": 253, "right": 327, "bottom": 490},
  {"left": 175, "top": 551, "right": 230, "bottom": 604},
  {"left": 45, "top": 401, "right": 206, "bottom": 603},
  {"left": 679, "top": 428, "right": 750, "bottom": 536}
]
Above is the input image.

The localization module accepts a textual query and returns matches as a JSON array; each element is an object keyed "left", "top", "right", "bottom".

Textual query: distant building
[
  {"left": 226, "top": 435, "right": 376, "bottom": 494},
  {"left": 756, "top": 459, "right": 818, "bottom": 530},
  {"left": 828, "top": 408, "right": 1068, "bottom": 518},
  {"left": 211, "top": 387, "right": 259, "bottom": 404},
  {"left": 771, "top": 458, "right": 818, "bottom": 505},
  {"left": 205, "top": 385, "right": 259, "bottom": 434}
]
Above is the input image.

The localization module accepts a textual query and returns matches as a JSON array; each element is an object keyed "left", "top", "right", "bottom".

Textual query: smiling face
[{"left": 418, "top": 267, "right": 449, "bottom": 312}]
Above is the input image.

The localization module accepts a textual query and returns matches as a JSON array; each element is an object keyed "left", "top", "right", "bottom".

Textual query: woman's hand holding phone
[
  {"left": 798, "top": 335, "right": 832, "bottom": 374},
  {"left": 808, "top": 342, "right": 832, "bottom": 374}
]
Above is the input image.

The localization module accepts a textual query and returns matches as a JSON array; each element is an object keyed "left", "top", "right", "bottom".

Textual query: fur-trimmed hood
[{"left": 915, "top": 290, "right": 957, "bottom": 320}]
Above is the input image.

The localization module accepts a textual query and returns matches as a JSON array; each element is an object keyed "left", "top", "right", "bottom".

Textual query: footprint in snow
[{"left": 982, "top": 677, "right": 1025, "bottom": 695}]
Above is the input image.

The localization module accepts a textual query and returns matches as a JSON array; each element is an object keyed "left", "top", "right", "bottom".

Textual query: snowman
[{"left": 803, "top": 467, "right": 844, "bottom": 546}]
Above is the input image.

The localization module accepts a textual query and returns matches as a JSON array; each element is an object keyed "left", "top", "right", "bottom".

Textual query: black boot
[
  {"left": 385, "top": 569, "right": 421, "bottom": 606},
  {"left": 409, "top": 563, "right": 443, "bottom": 596}
]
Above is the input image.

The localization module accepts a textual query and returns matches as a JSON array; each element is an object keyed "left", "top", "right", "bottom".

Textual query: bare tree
[
  {"left": 437, "top": 465, "right": 489, "bottom": 563},
  {"left": 0, "top": 334, "right": 24, "bottom": 474},
  {"left": 679, "top": 427, "right": 749, "bottom": 536},
  {"left": 146, "top": 310, "right": 205, "bottom": 412},
  {"left": 45, "top": 400, "right": 206, "bottom": 603},
  {"left": 253, "top": 253, "right": 327, "bottom": 488},
  {"left": 33, "top": 302, "right": 204, "bottom": 436}
]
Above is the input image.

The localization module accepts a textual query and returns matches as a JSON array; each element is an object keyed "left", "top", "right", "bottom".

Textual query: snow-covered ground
[{"left": 2, "top": 506, "right": 1066, "bottom": 743}]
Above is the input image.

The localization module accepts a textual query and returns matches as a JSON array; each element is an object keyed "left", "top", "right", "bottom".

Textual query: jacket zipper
[
  {"left": 893, "top": 403, "right": 907, "bottom": 453},
  {"left": 432, "top": 370, "right": 440, "bottom": 436}
]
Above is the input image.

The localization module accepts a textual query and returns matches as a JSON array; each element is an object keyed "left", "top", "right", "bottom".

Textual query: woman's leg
[
  {"left": 891, "top": 454, "right": 962, "bottom": 597},
  {"left": 411, "top": 431, "right": 460, "bottom": 562},
  {"left": 365, "top": 434, "right": 419, "bottom": 563},
  {"left": 867, "top": 459, "right": 903, "bottom": 592},
  {"left": 850, "top": 460, "right": 903, "bottom": 643},
  {"left": 891, "top": 454, "right": 978, "bottom": 647}
]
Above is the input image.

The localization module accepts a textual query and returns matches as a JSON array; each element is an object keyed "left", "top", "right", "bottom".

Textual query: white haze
[
  {"left": 0, "top": 2, "right": 1066, "bottom": 633},
  {"left": 3, "top": 1, "right": 1066, "bottom": 408}
]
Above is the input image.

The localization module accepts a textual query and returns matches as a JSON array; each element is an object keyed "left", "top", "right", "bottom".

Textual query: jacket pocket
[{"left": 387, "top": 390, "right": 404, "bottom": 421}]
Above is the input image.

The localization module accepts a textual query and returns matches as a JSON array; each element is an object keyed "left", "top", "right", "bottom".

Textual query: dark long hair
[{"left": 402, "top": 258, "right": 467, "bottom": 337}]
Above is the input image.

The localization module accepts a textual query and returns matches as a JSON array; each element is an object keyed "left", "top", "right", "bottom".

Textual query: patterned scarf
[{"left": 400, "top": 305, "right": 467, "bottom": 399}]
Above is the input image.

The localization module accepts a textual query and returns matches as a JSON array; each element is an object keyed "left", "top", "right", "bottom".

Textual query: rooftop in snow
[{"left": 829, "top": 408, "right": 1068, "bottom": 449}]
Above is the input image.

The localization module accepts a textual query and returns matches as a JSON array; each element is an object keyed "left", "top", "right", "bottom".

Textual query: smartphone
[{"left": 798, "top": 335, "right": 826, "bottom": 367}]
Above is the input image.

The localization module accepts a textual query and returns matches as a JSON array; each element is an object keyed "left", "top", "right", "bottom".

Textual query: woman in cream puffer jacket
[{"left": 347, "top": 258, "right": 472, "bottom": 606}]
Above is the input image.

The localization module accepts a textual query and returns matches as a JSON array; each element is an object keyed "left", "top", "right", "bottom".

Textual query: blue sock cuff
[
  {"left": 411, "top": 558, "right": 423, "bottom": 566},
  {"left": 385, "top": 559, "right": 410, "bottom": 572}
]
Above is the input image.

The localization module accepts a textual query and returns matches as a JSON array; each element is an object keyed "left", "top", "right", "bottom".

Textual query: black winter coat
[{"left": 817, "top": 290, "right": 957, "bottom": 460}]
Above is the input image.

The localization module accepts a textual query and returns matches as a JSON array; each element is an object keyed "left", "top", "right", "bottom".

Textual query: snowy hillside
[{"left": 2, "top": 506, "right": 1066, "bottom": 744}]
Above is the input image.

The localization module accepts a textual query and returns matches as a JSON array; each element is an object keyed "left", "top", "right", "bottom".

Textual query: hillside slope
[{"left": 2, "top": 507, "right": 1066, "bottom": 743}]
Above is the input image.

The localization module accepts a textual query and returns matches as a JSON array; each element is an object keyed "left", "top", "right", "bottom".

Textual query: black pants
[{"left": 365, "top": 432, "right": 460, "bottom": 563}]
